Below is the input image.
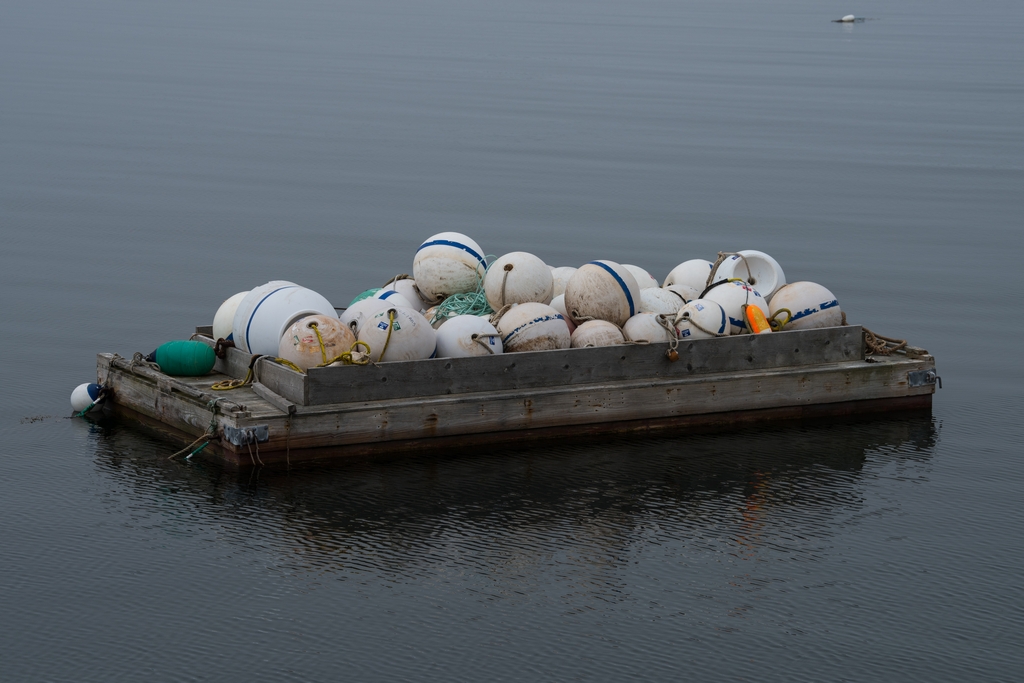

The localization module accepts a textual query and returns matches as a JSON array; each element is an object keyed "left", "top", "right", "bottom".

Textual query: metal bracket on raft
[
  {"left": 908, "top": 369, "right": 942, "bottom": 389},
  {"left": 223, "top": 424, "right": 269, "bottom": 446}
]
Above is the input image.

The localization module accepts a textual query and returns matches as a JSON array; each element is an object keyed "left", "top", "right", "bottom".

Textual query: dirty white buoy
[
  {"left": 232, "top": 282, "right": 337, "bottom": 356},
  {"left": 278, "top": 315, "right": 357, "bottom": 371},
  {"left": 639, "top": 287, "right": 685, "bottom": 316},
  {"left": 435, "top": 315, "right": 503, "bottom": 358},
  {"left": 571, "top": 320, "right": 625, "bottom": 348},
  {"left": 412, "top": 232, "right": 487, "bottom": 305},
  {"left": 495, "top": 302, "right": 571, "bottom": 353},
  {"left": 622, "top": 265, "right": 660, "bottom": 290},
  {"left": 564, "top": 260, "right": 641, "bottom": 327},
  {"left": 71, "top": 383, "right": 104, "bottom": 414},
  {"left": 702, "top": 281, "right": 769, "bottom": 335},
  {"left": 674, "top": 300, "right": 729, "bottom": 340},
  {"left": 769, "top": 282, "right": 842, "bottom": 330},
  {"left": 712, "top": 250, "right": 786, "bottom": 300},
  {"left": 358, "top": 306, "right": 437, "bottom": 362},
  {"left": 213, "top": 291, "right": 249, "bottom": 341},
  {"left": 549, "top": 267, "right": 578, "bottom": 298},
  {"left": 483, "top": 252, "right": 553, "bottom": 309},
  {"left": 663, "top": 259, "right": 714, "bottom": 291},
  {"left": 622, "top": 313, "right": 675, "bottom": 343}
]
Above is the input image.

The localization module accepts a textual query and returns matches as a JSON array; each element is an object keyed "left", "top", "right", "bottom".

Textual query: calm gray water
[{"left": 2, "top": 0, "right": 1022, "bottom": 679}]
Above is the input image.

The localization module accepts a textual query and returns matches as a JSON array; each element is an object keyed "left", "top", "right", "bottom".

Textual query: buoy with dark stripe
[
  {"left": 563, "top": 260, "right": 641, "bottom": 327},
  {"left": 495, "top": 302, "right": 571, "bottom": 353},
  {"left": 674, "top": 300, "right": 729, "bottom": 339},
  {"left": 702, "top": 281, "right": 769, "bottom": 335},
  {"left": 372, "top": 289, "right": 415, "bottom": 309},
  {"left": 231, "top": 281, "right": 337, "bottom": 355},
  {"left": 412, "top": 232, "right": 487, "bottom": 305},
  {"left": 769, "top": 282, "right": 842, "bottom": 330}
]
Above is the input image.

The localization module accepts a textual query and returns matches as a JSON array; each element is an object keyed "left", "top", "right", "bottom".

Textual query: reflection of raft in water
[{"left": 95, "top": 323, "right": 938, "bottom": 467}]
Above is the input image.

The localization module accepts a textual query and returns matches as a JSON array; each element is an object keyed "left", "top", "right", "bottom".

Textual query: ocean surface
[{"left": 2, "top": 0, "right": 1022, "bottom": 680}]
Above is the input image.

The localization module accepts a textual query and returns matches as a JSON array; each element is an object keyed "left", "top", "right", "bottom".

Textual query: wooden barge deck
[{"left": 95, "top": 324, "right": 938, "bottom": 467}]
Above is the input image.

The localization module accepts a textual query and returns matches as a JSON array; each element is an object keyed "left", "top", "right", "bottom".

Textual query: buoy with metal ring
[
  {"left": 495, "top": 302, "right": 571, "bottom": 353},
  {"left": 483, "top": 252, "right": 553, "bottom": 309},
  {"left": 663, "top": 259, "right": 714, "bottom": 290},
  {"left": 435, "top": 315, "right": 503, "bottom": 358},
  {"left": 702, "top": 281, "right": 769, "bottom": 335},
  {"left": 563, "top": 260, "right": 641, "bottom": 327},
  {"left": 674, "top": 300, "right": 730, "bottom": 339},
  {"left": 412, "top": 232, "right": 487, "bottom": 305},
  {"left": 71, "top": 383, "right": 105, "bottom": 414},
  {"left": 232, "top": 282, "right": 337, "bottom": 356},
  {"left": 549, "top": 266, "right": 577, "bottom": 298},
  {"left": 640, "top": 288, "right": 684, "bottom": 316},
  {"left": 623, "top": 264, "right": 660, "bottom": 289},
  {"left": 712, "top": 250, "right": 786, "bottom": 300},
  {"left": 213, "top": 291, "right": 248, "bottom": 341},
  {"left": 623, "top": 313, "right": 676, "bottom": 343},
  {"left": 357, "top": 306, "right": 437, "bottom": 362},
  {"left": 571, "top": 320, "right": 625, "bottom": 348},
  {"left": 278, "top": 315, "right": 358, "bottom": 370},
  {"left": 768, "top": 282, "right": 842, "bottom": 330}
]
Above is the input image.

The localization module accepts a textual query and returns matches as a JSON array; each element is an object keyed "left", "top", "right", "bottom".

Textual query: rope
[
  {"left": 169, "top": 398, "right": 225, "bottom": 460},
  {"left": 489, "top": 303, "right": 514, "bottom": 327},
  {"left": 656, "top": 314, "right": 681, "bottom": 360},
  {"left": 769, "top": 308, "right": 792, "bottom": 331},
  {"left": 377, "top": 309, "right": 397, "bottom": 361},
  {"left": 500, "top": 263, "right": 514, "bottom": 307},
  {"left": 429, "top": 255, "right": 497, "bottom": 325},
  {"left": 211, "top": 354, "right": 262, "bottom": 391},
  {"left": 471, "top": 333, "right": 501, "bottom": 354},
  {"left": 383, "top": 273, "right": 412, "bottom": 286},
  {"left": 129, "top": 352, "right": 161, "bottom": 373},
  {"left": 674, "top": 309, "right": 729, "bottom": 338},
  {"left": 863, "top": 328, "right": 908, "bottom": 355}
]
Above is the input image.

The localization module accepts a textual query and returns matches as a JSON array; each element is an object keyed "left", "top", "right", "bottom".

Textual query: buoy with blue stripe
[
  {"left": 379, "top": 278, "right": 429, "bottom": 313},
  {"left": 358, "top": 306, "right": 437, "bottom": 362},
  {"left": 231, "top": 281, "right": 337, "bottom": 356},
  {"left": 213, "top": 291, "right": 249, "bottom": 341},
  {"left": 623, "top": 265, "right": 659, "bottom": 289},
  {"left": 549, "top": 267, "right": 577, "bottom": 298},
  {"left": 571, "top": 320, "right": 624, "bottom": 348},
  {"left": 640, "top": 287, "right": 684, "bottom": 316},
  {"left": 674, "top": 300, "right": 730, "bottom": 339},
  {"left": 563, "top": 260, "right": 641, "bottom": 327},
  {"left": 769, "top": 282, "right": 842, "bottom": 330},
  {"left": 278, "top": 315, "right": 357, "bottom": 371},
  {"left": 712, "top": 250, "right": 786, "bottom": 300},
  {"left": 623, "top": 313, "right": 675, "bottom": 343},
  {"left": 340, "top": 297, "right": 393, "bottom": 334},
  {"left": 483, "top": 252, "right": 553, "bottom": 309},
  {"left": 71, "top": 383, "right": 104, "bottom": 414},
  {"left": 663, "top": 259, "right": 714, "bottom": 291},
  {"left": 702, "top": 281, "right": 769, "bottom": 335},
  {"left": 371, "top": 288, "right": 415, "bottom": 310},
  {"left": 412, "top": 232, "right": 487, "bottom": 305},
  {"left": 435, "top": 315, "right": 503, "bottom": 358},
  {"left": 495, "top": 302, "right": 571, "bottom": 353}
]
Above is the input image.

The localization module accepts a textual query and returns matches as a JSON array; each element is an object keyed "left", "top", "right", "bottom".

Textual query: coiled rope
[{"left": 429, "top": 256, "right": 497, "bottom": 326}]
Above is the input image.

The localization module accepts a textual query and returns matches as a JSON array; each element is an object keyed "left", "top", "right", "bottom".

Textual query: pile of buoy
[{"left": 72, "top": 232, "right": 846, "bottom": 412}]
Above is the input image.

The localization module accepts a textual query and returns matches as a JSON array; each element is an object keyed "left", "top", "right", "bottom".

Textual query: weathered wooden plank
[
  {"left": 254, "top": 357, "right": 308, "bottom": 405},
  {"left": 305, "top": 325, "right": 864, "bottom": 405},
  {"left": 252, "top": 382, "right": 296, "bottom": 415}
]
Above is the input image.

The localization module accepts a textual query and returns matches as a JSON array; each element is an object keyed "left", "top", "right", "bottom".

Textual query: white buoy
[
  {"left": 622, "top": 264, "right": 660, "bottom": 290},
  {"left": 357, "top": 306, "right": 437, "bottom": 362},
  {"left": 71, "top": 383, "right": 104, "bottom": 414},
  {"left": 278, "top": 315, "right": 357, "bottom": 371},
  {"left": 664, "top": 284, "right": 700, "bottom": 305},
  {"left": 674, "top": 300, "right": 729, "bottom": 339},
  {"left": 549, "top": 267, "right": 577, "bottom": 298},
  {"left": 571, "top": 320, "right": 625, "bottom": 348},
  {"left": 549, "top": 294, "right": 577, "bottom": 334},
  {"left": 640, "top": 288, "right": 685, "bottom": 316},
  {"left": 378, "top": 278, "right": 429, "bottom": 313},
  {"left": 663, "top": 259, "right": 714, "bottom": 291},
  {"left": 371, "top": 288, "right": 415, "bottom": 310},
  {"left": 412, "top": 232, "right": 487, "bottom": 305},
  {"left": 495, "top": 302, "right": 571, "bottom": 352},
  {"left": 232, "top": 282, "right": 337, "bottom": 356},
  {"left": 483, "top": 252, "right": 553, "bottom": 309},
  {"left": 838, "top": 14, "right": 856, "bottom": 22},
  {"left": 712, "top": 250, "right": 786, "bottom": 299},
  {"left": 622, "top": 313, "right": 675, "bottom": 343},
  {"left": 769, "top": 282, "right": 842, "bottom": 330},
  {"left": 435, "top": 315, "right": 503, "bottom": 358},
  {"left": 213, "top": 291, "right": 249, "bottom": 341},
  {"left": 563, "top": 260, "right": 641, "bottom": 327},
  {"left": 340, "top": 297, "right": 393, "bottom": 334},
  {"left": 702, "top": 281, "right": 769, "bottom": 335}
]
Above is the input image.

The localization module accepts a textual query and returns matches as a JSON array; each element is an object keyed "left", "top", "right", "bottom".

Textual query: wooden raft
[{"left": 96, "top": 324, "right": 938, "bottom": 466}]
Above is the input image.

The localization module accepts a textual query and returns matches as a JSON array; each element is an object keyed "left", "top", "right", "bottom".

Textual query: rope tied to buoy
[
  {"left": 769, "top": 308, "right": 792, "bottom": 331},
  {"left": 430, "top": 257, "right": 497, "bottom": 326},
  {"left": 168, "top": 397, "right": 226, "bottom": 460},
  {"left": 499, "top": 262, "right": 514, "bottom": 307},
  {"left": 655, "top": 313, "right": 681, "bottom": 360},
  {"left": 129, "top": 351, "right": 161, "bottom": 374},
  {"left": 471, "top": 332, "right": 501, "bottom": 354},
  {"left": 382, "top": 273, "right": 412, "bottom": 286},
  {"left": 673, "top": 308, "right": 729, "bottom": 338},
  {"left": 306, "top": 320, "right": 373, "bottom": 367},
  {"left": 489, "top": 303, "right": 515, "bottom": 327}
]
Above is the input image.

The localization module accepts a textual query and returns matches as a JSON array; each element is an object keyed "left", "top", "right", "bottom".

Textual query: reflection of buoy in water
[
  {"left": 496, "top": 302, "right": 571, "bottom": 352},
  {"left": 213, "top": 291, "right": 248, "bottom": 341},
  {"left": 663, "top": 259, "right": 714, "bottom": 290},
  {"left": 571, "top": 320, "right": 624, "bottom": 348},
  {"left": 435, "top": 315, "right": 503, "bottom": 358},
  {"left": 549, "top": 294, "right": 577, "bottom": 334},
  {"left": 703, "top": 281, "right": 769, "bottom": 334},
  {"left": 483, "top": 252, "right": 553, "bottom": 308},
  {"left": 623, "top": 313, "right": 675, "bottom": 343},
  {"left": 640, "top": 288, "right": 684, "bottom": 316},
  {"left": 769, "top": 282, "right": 842, "bottom": 330},
  {"left": 71, "top": 383, "right": 104, "bottom": 414},
  {"left": 712, "top": 250, "right": 786, "bottom": 300},
  {"left": 278, "top": 315, "right": 357, "bottom": 371},
  {"left": 413, "top": 232, "right": 487, "bottom": 305},
  {"left": 674, "top": 300, "right": 729, "bottom": 339},
  {"left": 623, "top": 265, "right": 659, "bottom": 290},
  {"left": 357, "top": 306, "right": 437, "bottom": 362},
  {"left": 564, "top": 260, "right": 640, "bottom": 327}
]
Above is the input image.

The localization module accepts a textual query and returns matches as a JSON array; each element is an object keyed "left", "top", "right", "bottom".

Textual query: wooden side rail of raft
[{"left": 96, "top": 325, "right": 938, "bottom": 466}]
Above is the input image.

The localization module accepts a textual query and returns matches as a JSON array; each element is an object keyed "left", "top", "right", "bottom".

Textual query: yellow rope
[{"left": 769, "top": 308, "right": 792, "bottom": 331}]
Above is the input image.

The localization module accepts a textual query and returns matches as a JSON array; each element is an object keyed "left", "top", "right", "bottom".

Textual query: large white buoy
[
  {"left": 340, "top": 297, "right": 392, "bottom": 334},
  {"left": 232, "top": 282, "right": 337, "bottom": 356},
  {"left": 412, "top": 232, "right": 487, "bottom": 305},
  {"left": 674, "top": 300, "right": 729, "bottom": 339},
  {"left": 278, "top": 315, "right": 357, "bottom": 371},
  {"left": 495, "top": 302, "right": 571, "bottom": 353},
  {"left": 548, "top": 294, "right": 577, "bottom": 334},
  {"left": 71, "top": 383, "right": 104, "bottom": 414},
  {"left": 622, "top": 313, "right": 675, "bottom": 343},
  {"left": 563, "top": 260, "right": 641, "bottom": 327},
  {"left": 371, "top": 289, "right": 415, "bottom": 310},
  {"left": 664, "top": 284, "right": 700, "bottom": 305},
  {"left": 702, "top": 281, "right": 769, "bottom": 334},
  {"left": 435, "top": 315, "right": 503, "bottom": 358},
  {"left": 549, "top": 267, "right": 577, "bottom": 298},
  {"left": 769, "top": 282, "right": 842, "bottom": 330},
  {"left": 378, "top": 278, "right": 429, "bottom": 313},
  {"left": 640, "top": 288, "right": 684, "bottom": 316},
  {"left": 571, "top": 320, "right": 624, "bottom": 348},
  {"left": 663, "top": 259, "right": 714, "bottom": 291},
  {"left": 213, "top": 291, "right": 249, "bottom": 341},
  {"left": 357, "top": 306, "right": 437, "bottom": 362},
  {"left": 712, "top": 250, "right": 786, "bottom": 299},
  {"left": 622, "top": 265, "right": 660, "bottom": 290},
  {"left": 483, "top": 252, "right": 553, "bottom": 309}
]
